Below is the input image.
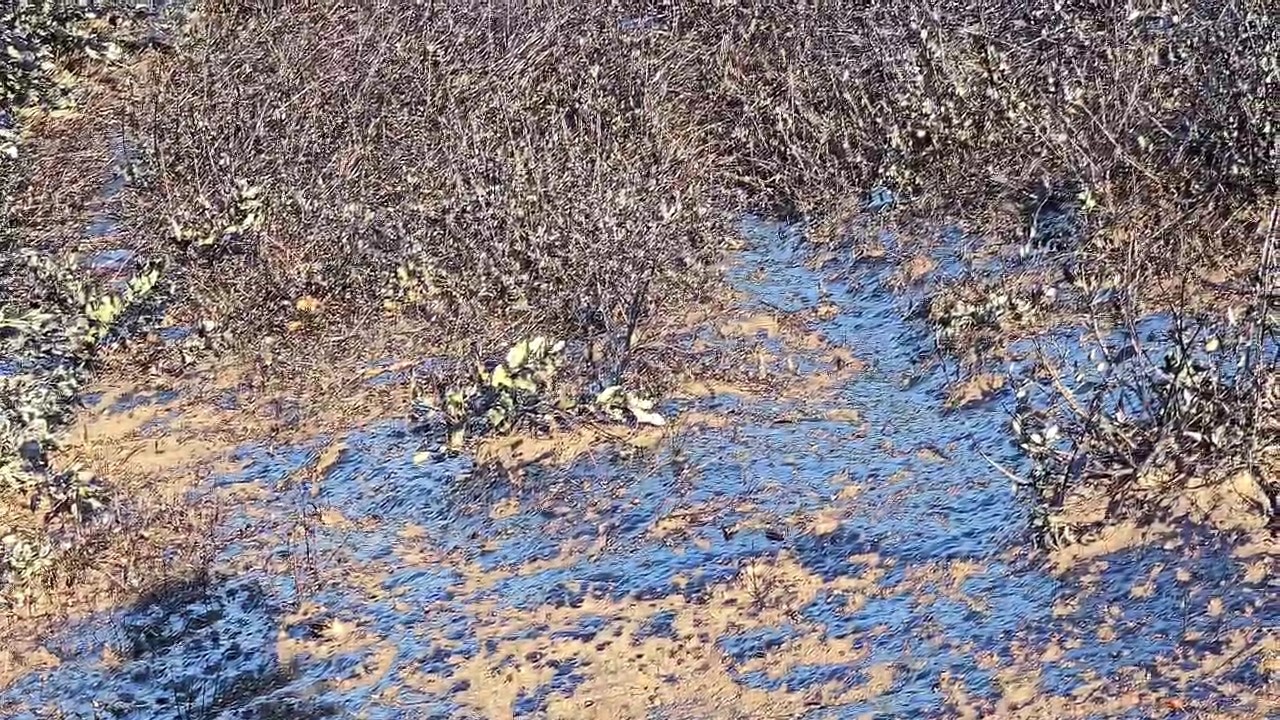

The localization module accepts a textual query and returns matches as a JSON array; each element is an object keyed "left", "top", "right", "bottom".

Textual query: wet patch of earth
[{"left": 1, "top": 220, "right": 1276, "bottom": 719}]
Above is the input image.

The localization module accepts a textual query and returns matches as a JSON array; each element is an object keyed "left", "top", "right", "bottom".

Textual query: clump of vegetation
[
  {"left": 415, "top": 336, "right": 571, "bottom": 453},
  {"left": 1011, "top": 248, "right": 1279, "bottom": 545},
  {"left": 0, "top": 251, "right": 164, "bottom": 601},
  {"left": 127, "top": 3, "right": 1273, "bottom": 319},
  {"left": 0, "top": 2, "right": 182, "bottom": 602},
  {"left": 413, "top": 336, "right": 664, "bottom": 457},
  {"left": 125, "top": 2, "right": 726, "bottom": 368},
  {"left": 926, "top": 281, "right": 1060, "bottom": 354},
  {"left": 0, "top": 1, "right": 122, "bottom": 152},
  {"left": 166, "top": 179, "right": 266, "bottom": 251},
  {"left": 755, "top": 0, "right": 1274, "bottom": 541},
  {"left": 2, "top": 2, "right": 120, "bottom": 242}
]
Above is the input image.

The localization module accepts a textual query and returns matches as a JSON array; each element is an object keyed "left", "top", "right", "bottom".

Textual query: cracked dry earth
[{"left": 1, "top": 220, "right": 1277, "bottom": 719}]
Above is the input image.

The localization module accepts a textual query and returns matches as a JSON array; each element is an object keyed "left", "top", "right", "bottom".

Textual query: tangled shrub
[
  {"left": 1013, "top": 291, "right": 1279, "bottom": 545},
  {"left": 128, "top": 0, "right": 1274, "bottom": 343},
  {"left": 2, "top": 1, "right": 126, "bottom": 254},
  {"left": 1, "top": 1, "right": 123, "bottom": 149},
  {"left": 126, "top": 1, "right": 727, "bottom": 358},
  {"left": 675, "top": 0, "right": 1275, "bottom": 539},
  {"left": 688, "top": 2, "right": 1273, "bottom": 227}
]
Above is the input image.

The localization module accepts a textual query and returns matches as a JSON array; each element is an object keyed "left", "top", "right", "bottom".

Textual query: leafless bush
[
  {"left": 126, "top": 0, "right": 1274, "bottom": 340},
  {"left": 125, "top": 1, "right": 727, "bottom": 365}
]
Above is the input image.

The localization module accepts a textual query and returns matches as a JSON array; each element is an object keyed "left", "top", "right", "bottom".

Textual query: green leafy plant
[
  {"left": 0, "top": 252, "right": 164, "bottom": 597},
  {"left": 390, "top": 259, "right": 442, "bottom": 307},
  {"left": 1, "top": 533, "right": 54, "bottom": 586},
  {"left": 1, "top": 2, "right": 123, "bottom": 159},
  {"left": 168, "top": 180, "right": 267, "bottom": 249},
  {"left": 422, "top": 336, "right": 566, "bottom": 451},
  {"left": 414, "top": 336, "right": 665, "bottom": 456},
  {"left": 927, "top": 283, "right": 1056, "bottom": 350},
  {"left": 42, "top": 465, "right": 107, "bottom": 523}
]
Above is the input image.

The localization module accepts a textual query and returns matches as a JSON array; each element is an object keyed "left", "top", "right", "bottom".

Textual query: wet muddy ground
[{"left": 2, "top": 220, "right": 1277, "bottom": 719}]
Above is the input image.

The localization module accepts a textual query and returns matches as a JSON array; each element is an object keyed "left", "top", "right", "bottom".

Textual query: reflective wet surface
[{"left": 2, "top": 221, "right": 1276, "bottom": 718}]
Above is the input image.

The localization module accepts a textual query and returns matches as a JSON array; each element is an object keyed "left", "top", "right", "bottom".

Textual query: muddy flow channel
[{"left": 3, "top": 220, "right": 1277, "bottom": 719}]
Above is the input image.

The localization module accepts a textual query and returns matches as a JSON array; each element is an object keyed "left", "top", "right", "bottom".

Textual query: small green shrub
[{"left": 413, "top": 336, "right": 664, "bottom": 457}]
